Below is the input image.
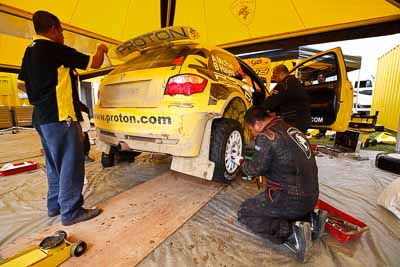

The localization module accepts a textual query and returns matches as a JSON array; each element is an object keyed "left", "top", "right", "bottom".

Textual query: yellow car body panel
[{"left": 95, "top": 35, "right": 253, "bottom": 163}]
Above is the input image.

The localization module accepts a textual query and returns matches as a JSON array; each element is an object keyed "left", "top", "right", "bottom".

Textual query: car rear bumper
[{"left": 94, "top": 107, "right": 212, "bottom": 157}]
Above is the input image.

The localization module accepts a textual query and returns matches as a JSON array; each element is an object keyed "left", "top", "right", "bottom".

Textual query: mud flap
[
  {"left": 171, "top": 119, "right": 215, "bottom": 180},
  {"left": 97, "top": 139, "right": 112, "bottom": 154}
]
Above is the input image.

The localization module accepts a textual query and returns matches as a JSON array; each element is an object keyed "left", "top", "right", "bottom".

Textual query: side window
[
  {"left": 294, "top": 53, "right": 339, "bottom": 87},
  {"left": 241, "top": 66, "right": 264, "bottom": 93}
]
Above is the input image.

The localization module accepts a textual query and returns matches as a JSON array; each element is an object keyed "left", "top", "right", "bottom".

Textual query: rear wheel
[
  {"left": 117, "top": 151, "right": 141, "bottom": 162},
  {"left": 210, "top": 119, "right": 243, "bottom": 182},
  {"left": 101, "top": 150, "right": 115, "bottom": 168}
]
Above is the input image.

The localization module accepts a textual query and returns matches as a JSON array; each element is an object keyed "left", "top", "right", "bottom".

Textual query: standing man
[
  {"left": 264, "top": 64, "right": 311, "bottom": 133},
  {"left": 17, "top": 10, "right": 108, "bottom": 226},
  {"left": 234, "top": 107, "right": 326, "bottom": 262}
]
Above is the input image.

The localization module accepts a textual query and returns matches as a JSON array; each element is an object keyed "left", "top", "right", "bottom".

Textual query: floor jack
[{"left": 0, "top": 231, "right": 87, "bottom": 267}]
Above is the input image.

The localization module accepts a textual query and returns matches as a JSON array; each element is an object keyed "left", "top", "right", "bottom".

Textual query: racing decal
[
  {"left": 208, "top": 50, "right": 243, "bottom": 79},
  {"left": 231, "top": 0, "right": 256, "bottom": 26},
  {"left": 287, "top": 127, "right": 312, "bottom": 159},
  {"left": 115, "top": 26, "right": 199, "bottom": 58},
  {"left": 312, "top": 116, "right": 324, "bottom": 124},
  {"left": 94, "top": 114, "right": 172, "bottom": 125},
  {"left": 242, "top": 57, "right": 271, "bottom": 78}
]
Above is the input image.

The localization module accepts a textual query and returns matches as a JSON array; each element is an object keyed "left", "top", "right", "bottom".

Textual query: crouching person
[{"left": 235, "top": 107, "right": 326, "bottom": 262}]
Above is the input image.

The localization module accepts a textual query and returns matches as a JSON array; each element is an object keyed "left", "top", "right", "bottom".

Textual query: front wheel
[{"left": 210, "top": 119, "right": 244, "bottom": 183}]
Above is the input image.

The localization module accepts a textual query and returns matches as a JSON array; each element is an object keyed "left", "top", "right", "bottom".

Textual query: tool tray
[
  {"left": 0, "top": 160, "right": 38, "bottom": 176},
  {"left": 316, "top": 199, "right": 368, "bottom": 242}
]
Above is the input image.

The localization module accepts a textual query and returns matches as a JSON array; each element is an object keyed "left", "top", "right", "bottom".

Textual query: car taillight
[
  {"left": 165, "top": 74, "right": 207, "bottom": 96},
  {"left": 171, "top": 55, "right": 185, "bottom": 65}
]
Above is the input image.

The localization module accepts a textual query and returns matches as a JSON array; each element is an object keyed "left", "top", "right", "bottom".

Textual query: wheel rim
[{"left": 224, "top": 130, "right": 243, "bottom": 175}]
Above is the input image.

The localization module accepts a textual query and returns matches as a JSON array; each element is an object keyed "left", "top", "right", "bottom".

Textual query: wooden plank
[{"left": 0, "top": 171, "right": 222, "bottom": 266}]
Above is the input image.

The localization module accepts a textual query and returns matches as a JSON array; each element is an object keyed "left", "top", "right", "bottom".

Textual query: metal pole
[
  {"left": 355, "top": 69, "right": 361, "bottom": 113},
  {"left": 396, "top": 115, "right": 400, "bottom": 152}
]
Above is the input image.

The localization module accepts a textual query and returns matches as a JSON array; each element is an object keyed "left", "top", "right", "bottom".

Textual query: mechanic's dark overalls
[
  {"left": 238, "top": 117, "right": 319, "bottom": 244},
  {"left": 264, "top": 75, "right": 311, "bottom": 133}
]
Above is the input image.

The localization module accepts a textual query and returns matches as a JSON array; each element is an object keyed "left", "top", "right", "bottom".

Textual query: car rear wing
[{"left": 115, "top": 26, "right": 200, "bottom": 58}]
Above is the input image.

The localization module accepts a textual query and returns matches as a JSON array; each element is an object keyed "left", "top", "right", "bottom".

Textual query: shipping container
[
  {"left": 371, "top": 44, "right": 400, "bottom": 133},
  {"left": 0, "top": 72, "right": 32, "bottom": 128}
]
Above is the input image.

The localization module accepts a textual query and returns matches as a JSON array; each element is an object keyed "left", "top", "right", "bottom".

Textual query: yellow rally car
[{"left": 94, "top": 26, "right": 352, "bottom": 182}]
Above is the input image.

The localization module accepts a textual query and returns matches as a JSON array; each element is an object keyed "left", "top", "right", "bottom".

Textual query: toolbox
[
  {"left": 0, "top": 160, "right": 38, "bottom": 176},
  {"left": 316, "top": 199, "right": 369, "bottom": 242}
]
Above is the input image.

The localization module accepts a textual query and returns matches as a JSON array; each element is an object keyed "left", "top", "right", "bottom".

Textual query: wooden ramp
[{"left": 0, "top": 171, "right": 222, "bottom": 266}]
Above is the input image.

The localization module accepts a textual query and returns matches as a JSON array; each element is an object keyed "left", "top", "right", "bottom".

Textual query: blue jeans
[{"left": 36, "top": 121, "right": 84, "bottom": 222}]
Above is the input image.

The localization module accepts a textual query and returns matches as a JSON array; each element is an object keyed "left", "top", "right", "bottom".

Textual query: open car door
[{"left": 289, "top": 48, "right": 353, "bottom": 132}]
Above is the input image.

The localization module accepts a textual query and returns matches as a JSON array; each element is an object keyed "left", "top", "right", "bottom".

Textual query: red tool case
[
  {"left": 316, "top": 199, "right": 369, "bottom": 242},
  {"left": 0, "top": 160, "right": 38, "bottom": 176}
]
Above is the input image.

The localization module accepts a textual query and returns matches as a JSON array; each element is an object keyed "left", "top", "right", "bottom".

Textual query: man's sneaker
[
  {"left": 61, "top": 208, "right": 102, "bottom": 226},
  {"left": 310, "top": 209, "right": 328, "bottom": 241},
  {"left": 283, "top": 221, "right": 312, "bottom": 263},
  {"left": 48, "top": 209, "right": 60, "bottom": 217}
]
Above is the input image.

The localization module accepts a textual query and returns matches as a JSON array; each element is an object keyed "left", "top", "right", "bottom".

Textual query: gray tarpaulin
[{"left": 0, "top": 131, "right": 399, "bottom": 266}]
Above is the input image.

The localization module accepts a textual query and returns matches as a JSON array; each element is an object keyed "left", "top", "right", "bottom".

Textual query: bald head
[{"left": 272, "top": 64, "right": 289, "bottom": 83}]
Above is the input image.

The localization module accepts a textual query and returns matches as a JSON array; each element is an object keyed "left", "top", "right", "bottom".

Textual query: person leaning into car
[
  {"left": 17, "top": 10, "right": 108, "bottom": 226},
  {"left": 263, "top": 64, "right": 311, "bottom": 133}
]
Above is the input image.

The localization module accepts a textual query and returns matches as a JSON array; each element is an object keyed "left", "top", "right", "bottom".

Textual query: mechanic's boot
[
  {"left": 62, "top": 208, "right": 102, "bottom": 226},
  {"left": 283, "top": 221, "right": 312, "bottom": 263},
  {"left": 310, "top": 209, "right": 328, "bottom": 241}
]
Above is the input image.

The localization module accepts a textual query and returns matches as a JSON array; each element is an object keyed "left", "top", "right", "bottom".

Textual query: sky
[{"left": 309, "top": 33, "right": 400, "bottom": 84}]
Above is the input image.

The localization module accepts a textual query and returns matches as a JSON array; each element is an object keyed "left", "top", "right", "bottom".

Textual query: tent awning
[{"left": 0, "top": 0, "right": 399, "bottom": 71}]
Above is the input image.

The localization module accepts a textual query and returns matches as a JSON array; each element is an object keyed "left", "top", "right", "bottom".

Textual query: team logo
[
  {"left": 231, "top": 0, "right": 256, "bottom": 26},
  {"left": 287, "top": 127, "right": 312, "bottom": 159}
]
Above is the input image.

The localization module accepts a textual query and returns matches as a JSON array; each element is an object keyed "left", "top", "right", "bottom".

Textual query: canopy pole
[{"left": 396, "top": 115, "right": 400, "bottom": 153}]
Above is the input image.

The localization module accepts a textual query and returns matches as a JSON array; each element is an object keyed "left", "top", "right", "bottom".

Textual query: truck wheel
[
  {"left": 375, "top": 153, "right": 400, "bottom": 174},
  {"left": 210, "top": 119, "right": 243, "bottom": 182},
  {"left": 101, "top": 150, "right": 115, "bottom": 168}
]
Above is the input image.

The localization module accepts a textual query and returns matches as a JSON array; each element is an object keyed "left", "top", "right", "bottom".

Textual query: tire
[
  {"left": 117, "top": 151, "right": 141, "bottom": 163},
  {"left": 70, "top": 240, "right": 87, "bottom": 257},
  {"left": 375, "top": 153, "right": 400, "bottom": 174},
  {"left": 210, "top": 118, "right": 244, "bottom": 182},
  {"left": 101, "top": 150, "right": 115, "bottom": 168}
]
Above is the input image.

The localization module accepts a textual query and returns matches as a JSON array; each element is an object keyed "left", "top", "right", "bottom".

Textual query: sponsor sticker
[{"left": 287, "top": 127, "right": 312, "bottom": 159}]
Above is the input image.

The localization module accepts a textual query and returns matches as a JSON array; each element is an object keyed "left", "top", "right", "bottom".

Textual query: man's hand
[
  {"left": 232, "top": 155, "right": 244, "bottom": 166},
  {"left": 97, "top": 44, "right": 108, "bottom": 54},
  {"left": 91, "top": 44, "right": 109, "bottom": 69}
]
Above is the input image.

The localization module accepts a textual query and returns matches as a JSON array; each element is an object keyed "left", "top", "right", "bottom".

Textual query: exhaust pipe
[{"left": 117, "top": 142, "right": 129, "bottom": 151}]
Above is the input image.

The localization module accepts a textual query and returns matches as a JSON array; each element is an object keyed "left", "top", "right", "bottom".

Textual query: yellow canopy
[{"left": 0, "top": 0, "right": 399, "bottom": 70}]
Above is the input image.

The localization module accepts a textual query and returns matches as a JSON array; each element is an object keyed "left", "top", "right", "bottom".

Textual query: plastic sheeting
[
  {"left": 139, "top": 150, "right": 400, "bottom": 266},
  {"left": 378, "top": 177, "right": 400, "bottom": 220},
  {"left": 1, "top": 134, "right": 399, "bottom": 266},
  {"left": 0, "top": 150, "right": 171, "bottom": 250}
]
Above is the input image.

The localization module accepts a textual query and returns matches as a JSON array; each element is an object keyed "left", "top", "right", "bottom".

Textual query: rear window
[{"left": 112, "top": 44, "right": 200, "bottom": 74}]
